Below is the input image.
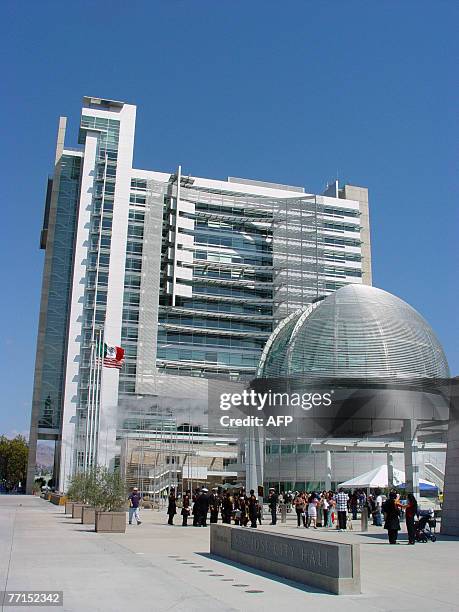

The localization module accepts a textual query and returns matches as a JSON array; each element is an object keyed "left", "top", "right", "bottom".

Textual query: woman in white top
[
  {"left": 308, "top": 494, "right": 318, "bottom": 529},
  {"left": 321, "top": 495, "right": 330, "bottom": 528}
]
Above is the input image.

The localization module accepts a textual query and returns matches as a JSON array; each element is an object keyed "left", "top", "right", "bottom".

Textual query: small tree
[
  {"left": 67, "top": 470, "right": 97, "bottom": 503},
  {"left": 0, "top": 435, "right": 29, "bottom": 491},
  {"left": 67, "top": 466, "right": 126, "bottom": 511},
  {"left": 91, "top": 467, "right": 126, "bottom": 512}
]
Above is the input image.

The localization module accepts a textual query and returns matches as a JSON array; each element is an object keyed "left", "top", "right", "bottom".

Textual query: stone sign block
[{"left": 210, "top": 524, "right": 360, "bottom": 595}]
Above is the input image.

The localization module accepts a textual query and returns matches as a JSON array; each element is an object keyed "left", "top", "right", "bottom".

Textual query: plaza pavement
[{"left": 0, "top": 496, "right": 458, "bottom": 612}]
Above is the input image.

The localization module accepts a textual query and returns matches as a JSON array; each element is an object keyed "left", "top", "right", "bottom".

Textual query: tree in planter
[
  {"left": 91, "top": 467, "right": 126, "bottom": 512},
  {"left": 66, "top": 473, "right": 86, "bottom": 502},
  {"left": 67, "top": 469, "right": 98, "bottom": 504}
]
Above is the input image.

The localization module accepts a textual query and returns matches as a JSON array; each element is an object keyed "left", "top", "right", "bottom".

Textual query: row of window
[
  {"left": 324, "top": 267, "right": 362, "bottom": 278},
  {"left": 195, "top": 202, "right": 272, "bottom": 220},
  {"left": 176, "top": 297, "right": 272, "bottom": 315},
  {"left": 194, "top": 231, "right": 272, "bottom": 252},
  {"left": 323, "top": 250, "right": 361, "bottom": 262},
  {"left": 194, "top": 218, "right": 271, "bottom": 237},
  {"left": 194, "top": 250, "right": 273, "bottom": 267},
  {"left": 193, "top": 283, "right": 272, "bottom": 300},
  {"left": 324, "top": 221, "right": 360, "bottom": 233},
  {"left": 157, "top": 331, "right": 266, "bottom": 350},
  {"left": 323, "top": 206, "right": 360, "bottom": 218},
  {"left": 131, "top": 178, "right": 147, "bottom": 190},
  {"left": 156, "top": 348, "right": 260, "bottom": 367},
  {"left": 158, "top": 314, "right": 272, "bottom": 333},
  {"left": 193, "top": 266, "right": 271, "bottom": 282}
]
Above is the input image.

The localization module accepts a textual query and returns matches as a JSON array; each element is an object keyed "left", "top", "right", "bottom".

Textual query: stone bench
[{"left": 210, "top": 524, "right": 360, "bottom": 595}]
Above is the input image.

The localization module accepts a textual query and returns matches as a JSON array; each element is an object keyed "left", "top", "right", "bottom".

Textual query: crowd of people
[{"left": 128, "top": 485, "right": 424, "bottom": 545}]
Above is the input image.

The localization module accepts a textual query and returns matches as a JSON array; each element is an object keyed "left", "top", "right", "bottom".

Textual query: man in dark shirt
[
  {"left": 248, "top": 490, "right": 259, "bottom": 528},
  {"left": 128, "top": 487, "right": 142, "bottom": 525},
  {"left": 268, "top": 488, "right": 278, "bottom": 525},
  {"left": 195, "top": 488, "right": 210, "bottom": 526}
]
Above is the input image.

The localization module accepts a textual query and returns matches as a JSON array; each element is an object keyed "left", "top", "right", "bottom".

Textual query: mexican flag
[{"left": 98, "top": 343, "right": 125, "bottom": 369}]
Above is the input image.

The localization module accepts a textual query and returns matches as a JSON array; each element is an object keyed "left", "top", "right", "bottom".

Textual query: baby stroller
[{"left": 414, "top": 509, "right": 437, "bottom": 543}]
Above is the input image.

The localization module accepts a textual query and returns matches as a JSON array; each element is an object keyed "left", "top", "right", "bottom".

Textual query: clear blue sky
[{"left": 0, "top": 0, "right": 457, "bottom": 437}]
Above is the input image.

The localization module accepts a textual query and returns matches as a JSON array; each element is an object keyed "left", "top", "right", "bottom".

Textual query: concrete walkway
[{"left": 0, "top": 496, "right": 458, "bottom": 612}]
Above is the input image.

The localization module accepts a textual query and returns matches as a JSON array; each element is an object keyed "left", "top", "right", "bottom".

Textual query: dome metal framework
[{"left": 257, "top": 284, "right": 449, "bottom": 379}]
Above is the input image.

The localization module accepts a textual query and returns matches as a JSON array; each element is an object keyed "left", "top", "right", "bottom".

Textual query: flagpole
[
  {"left": 86, "top": 151, "right": 107, "bottom": 472},
  {"left": 84, "top": 337, "right": 95, "bottom": 472},
  {"left": 94, "top": 326, "right": 104, "bottom": 467},
  {"left": 87, "top": 330, "right": 98, "bottom": 470}
]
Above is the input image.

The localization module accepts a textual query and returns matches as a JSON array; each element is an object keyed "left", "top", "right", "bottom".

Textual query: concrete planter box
[
  {"left": 50, "top": 493, "right": 67, "bottom": 506},
  {"left": 72, "top": 503, "right": 85, "bottom": 519},
  {"left": 81, "top": 506, "right": 96, "bottom": 524},
  {"left": 95, "top": 511, "right": 126, "bottom": 533},
  {"left": 65, "top": 501, "right": 74, "bottom": 514}
]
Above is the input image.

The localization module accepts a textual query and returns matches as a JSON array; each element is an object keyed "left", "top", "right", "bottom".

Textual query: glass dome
[{"left": 257, "top": 284, "right": 449, "bottom": 379}]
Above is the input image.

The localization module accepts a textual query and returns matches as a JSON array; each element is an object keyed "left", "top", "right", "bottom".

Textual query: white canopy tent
[{"left": 338, "top": 465, "right": 436, "bottom": 489}]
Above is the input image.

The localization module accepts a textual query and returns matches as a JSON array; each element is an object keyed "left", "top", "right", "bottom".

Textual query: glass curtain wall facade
[{"left": 28, "top": 97, "right": 371, "bottom": 492}]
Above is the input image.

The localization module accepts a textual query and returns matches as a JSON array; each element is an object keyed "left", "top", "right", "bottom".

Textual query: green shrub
[{"left": 67, "top": 466, "right": 126, "bottom": 511}]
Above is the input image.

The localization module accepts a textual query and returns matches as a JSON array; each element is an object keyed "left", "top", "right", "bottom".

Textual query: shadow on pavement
[{"left": 197, "top": 552, "right": 333, "bottom": 596}]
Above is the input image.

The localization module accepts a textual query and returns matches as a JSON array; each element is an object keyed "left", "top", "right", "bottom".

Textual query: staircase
[{"left": 424, "top": 461, "right": 444, "bottom": 490}]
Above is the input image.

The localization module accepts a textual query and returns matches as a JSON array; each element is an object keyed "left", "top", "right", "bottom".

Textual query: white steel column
[
  {"left": 325, "top": 450, "right": 332, "bottom": 490},
  {"left": 403, "top": 420, "right": 420, "bottom": 498}
]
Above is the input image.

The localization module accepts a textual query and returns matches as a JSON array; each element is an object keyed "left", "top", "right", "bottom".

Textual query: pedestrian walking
[{"left": 128, "top": 487, "right": 142, "bottom": 525}]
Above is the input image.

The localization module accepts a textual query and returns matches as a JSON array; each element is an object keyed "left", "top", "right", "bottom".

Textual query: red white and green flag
[{"left": 97, "top": 343, "right": 125, "bottom": 369}]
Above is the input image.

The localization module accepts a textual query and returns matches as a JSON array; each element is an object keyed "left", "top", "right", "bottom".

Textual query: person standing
[
  {"left": 335, "top": 488, "right": 349, "bottom": 531},
  {"left": 308, "top": 493, "right": 318, "bottom": 529},
  {"left": 128, "top": 487, "right": 142, "bottom": 525},
  {"left": 326, "top": 493, "right": 335, "bottom": 527},
  {"left": 181, "top": 490, "right": 191, "bottom": 527},
  {"left": 209, "top": 488, "right": 220, "bottom": 524},
  {"left": 349, "top": 492, "right": 358, "bottom": 521},
  {"left": 268, "top": 488, "right": 278, "bottom": 525},
  {"left": 404, "top": 493, "right": 418, "bottom": 545},
  {"left": 167, "top": 487, "right": 177, "bottom": 525},
  {"left": 195, "top": 488, "right": 210, "bottom": 526},
  {"left": 322, "top": 493, "right": 330, "bottom": 528},
  {"left": 383, "top": 491, "right": 401, "bottom": 544},
  {"left": 221, "top": 492, "right": 233, "bottom": 524},
  {"left": 294, "top": 493, "right": 306, "bottom": 527},
  {"left": 374, "top": 488, "right": 383, "bottom": 526},
  {"left": 248, "top": 490, "right": 259, "bottom": 528},
  {"left": 239, "top": 492, "right": 248, "bottom": 527}
]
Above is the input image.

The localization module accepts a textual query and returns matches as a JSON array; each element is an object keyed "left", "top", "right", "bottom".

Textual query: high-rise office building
[{"left": 27, "top": 97, "right": 372, "bottom": 492}]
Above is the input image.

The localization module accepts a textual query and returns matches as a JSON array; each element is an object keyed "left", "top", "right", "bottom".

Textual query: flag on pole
[{"left": 97, "top": 342, "right": 125, "bottom": 369}]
